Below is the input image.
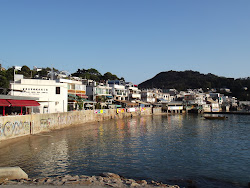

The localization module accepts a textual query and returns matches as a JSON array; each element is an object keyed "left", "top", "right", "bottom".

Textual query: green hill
[{"left": 138, "top": 70, "right": 250, "bottom": 101}]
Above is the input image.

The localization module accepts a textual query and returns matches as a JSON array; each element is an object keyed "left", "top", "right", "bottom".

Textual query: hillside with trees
[
  {"left": 71, "top": 68, "right": 124, "bottom": 82},
  {"left": 138, "top": 70, "right": 250, "bottom": 100},
  {"left": 0, "top": 65, "right": 125, "bottom": 93}
]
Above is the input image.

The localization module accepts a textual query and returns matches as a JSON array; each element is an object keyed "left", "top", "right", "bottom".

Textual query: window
[{"left": 56, "top": 87, "right": 60, "bottom": 94}]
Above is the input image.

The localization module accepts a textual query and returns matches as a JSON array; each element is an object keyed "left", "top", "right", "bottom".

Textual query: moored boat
[{"left": 203, "top": 115, "right": 227, "bottom": 120}]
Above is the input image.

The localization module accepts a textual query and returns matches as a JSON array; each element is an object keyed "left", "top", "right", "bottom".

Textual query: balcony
[{"left": 130, "top": 93, "right": 141, "bottom": 99}]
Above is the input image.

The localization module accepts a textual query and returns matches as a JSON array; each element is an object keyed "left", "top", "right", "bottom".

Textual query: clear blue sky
[{"left": 0, "top": 0, "right": 249, "bottom": 84}]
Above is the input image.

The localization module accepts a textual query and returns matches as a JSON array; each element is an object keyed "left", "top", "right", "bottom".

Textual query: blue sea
[{"left": 0, "top": 114, "right": 249, "bottom": 187}]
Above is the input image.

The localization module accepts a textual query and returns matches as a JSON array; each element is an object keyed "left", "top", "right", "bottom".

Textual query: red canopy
[
  {"left": 0, "top": 99, "right": 11, "bottom": 106},
  {"left": 7, "top": 99, "right": 40, "bottom": 107},
  {"left": 76, "top": 94, "right": 88, "bottom": 98}
]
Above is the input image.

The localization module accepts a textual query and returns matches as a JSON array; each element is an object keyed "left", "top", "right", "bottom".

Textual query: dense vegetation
[
  {"left": 71, "top": 68, "right": 124, "bottom": 82},
  {"left": 0, "top": 66, "right": 57, "bottom": 90},
  {"left": 138, "top": 70, "right": 250, "bottom": 100},
  {"left": 0, "top": 65, "right": 124, "bottom": 92}
]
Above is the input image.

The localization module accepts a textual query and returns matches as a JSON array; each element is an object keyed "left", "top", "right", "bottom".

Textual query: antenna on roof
[{"left": 51, "top": 65, "right": 54, "bottom": 80}]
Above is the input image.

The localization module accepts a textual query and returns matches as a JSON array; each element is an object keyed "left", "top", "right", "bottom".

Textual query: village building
[
  {"left": 141, "top": 89, "right": 156, "bottom": 103},
  {"left": 10, "top": 78, "right": 68, "bottom": 113},
  {"left": 85, "top": 80, "right": 112, "bottom": 108},
  {"left": 125, "top": 82, "right": 141, "bottom": 102},
  {"left": 86, "top": 80, "right": 112, "bottom": 101},
  {"left": 0, "top": 95, "right": 39, "bottom": 116},
  {"left": 58, "top": 78, "right": 91, "bottom": 111},
  {"left": 108, "top": 80, "right": 128, "bottom": 101}
]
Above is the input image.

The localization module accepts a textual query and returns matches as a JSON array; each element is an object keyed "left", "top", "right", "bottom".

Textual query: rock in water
[
  {"left": 102, "top": 172, "right": 121, "bottom": 179},
  {"left": 0, "top": 167, "right": 28, "bottom": 182}
]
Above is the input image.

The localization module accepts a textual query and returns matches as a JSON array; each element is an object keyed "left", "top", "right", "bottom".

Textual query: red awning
[
  {"left": 76, "top": 94, "right": 88, "bottom": 98},
  {"left": 0, "top": 99, "right": 11, "bottom": 106},
  {"left": 7, "top": 99, "right": 40, "bottom": 107}
]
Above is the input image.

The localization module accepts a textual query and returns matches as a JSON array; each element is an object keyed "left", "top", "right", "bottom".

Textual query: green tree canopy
[
  {"left": 103, "top": 72, "right": 119, "bottom": 80},
  {"left": 19, "top": 65, "right": 31, "bottom": 78}
]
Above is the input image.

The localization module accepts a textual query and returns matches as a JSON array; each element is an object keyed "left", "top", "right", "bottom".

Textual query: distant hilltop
[{"left": 138, "top": 70, "right": 250, "bottom": 101}]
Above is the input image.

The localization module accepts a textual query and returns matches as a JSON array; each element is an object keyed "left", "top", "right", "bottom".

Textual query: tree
[
  {"left": 103, "top": 72, "right": 119, "bottom": 81},
  {"left": 103, "top": 72, "right": 113, "bottom": 80},
  {"left": 0, "top": 71, "right": 9, "bottom": 88},
  {"left": 20, "top": 65, "right": 31, "bottom": 78},
  {"left": 72, "top": 68, "right": 87, "bottom": 77},
  {"left": 87, "top": 68, "right": 101, "bottom": 76},
  {"left": 6, "top": 68, "right": 14, "bottom": 82},
  {"left": 39, "top": 68, "right": 49, "bottom": 77}
]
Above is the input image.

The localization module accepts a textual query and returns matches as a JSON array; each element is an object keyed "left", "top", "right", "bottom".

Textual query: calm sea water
[{"left": 0, "top": 114, "right": 249, "bottom": 187}]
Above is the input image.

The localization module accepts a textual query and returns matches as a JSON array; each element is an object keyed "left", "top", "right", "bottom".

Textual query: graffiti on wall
[
  {"left": 0, "top": 121, "right": 30, "bottom": 137},
  {"left": 58, "top": 115, "right": 67, "bottom": 125},
  {"left": 58, "top": 114, "right": 82, "bottom": 125},
  {"left": 40, "top": 118, "right": 54, "bottom": 129}
]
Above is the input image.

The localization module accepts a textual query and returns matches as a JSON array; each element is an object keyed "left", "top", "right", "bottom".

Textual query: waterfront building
[
  {"left": 10, "top": 78, "right": 68, "bottom": 113},
  {"left": 209, "top": 93, "right": 224, "bottom": 104},
  {"left": 58, "top": 78, "right": 88, "bottom": 111},
  {"left": 203, "top": 96, "right": 220, "bottom": 112},
  {"left": 86, "top": 80, "right": 112, "bottom": 108},
  {"left": 125, "top": 82, "right": 141, "bottom": 102},
  {"left": 162, "top": 101, "right": 184, "bottom": 113},
  {"left": 141, "top": 89, "right": 156, "bottom": 103},
  {"left": 239, "top": 101, "right": 250, "bottom": 111},
  {"left": 141, "top": 88, "right": 171, "bottom": 104},
  {"left": 0, "top": 95, "right": 39, "bottom": 116},
  {"left": 108, "top": 80, "right": 128, "bottom": 101}
]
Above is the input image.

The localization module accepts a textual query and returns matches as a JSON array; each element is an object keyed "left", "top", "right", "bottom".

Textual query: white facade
[
  {"left": 195, "top": 94, "right": 206, "bottom": 106},
  {"left": 141, "top": 89, "right": 156, "bottom": 103},
  {"left": 126, "top": 83, "right": 141, "bottom": 102},
  {"left": 10, "top": 79, "right": 68, "bottom": 113},
  {"left": 111, "top": 84, "right": 127, "bottom": 101},
  {"left": 95, "top": 84, "right": 112, "bottom": 96},
  {"left": 58, "top": 78, "right": 86, "bottom": 95},
  {"left": 87, "top": 83, "right": 112, "bottom": 101},
  {"left": 58, "top": 78, "right": 87, "bottom": 111}
]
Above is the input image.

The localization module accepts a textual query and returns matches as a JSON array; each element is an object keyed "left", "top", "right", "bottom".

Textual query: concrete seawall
[{"left": 0, "top": 107, "right": 161, "bottom": 141}]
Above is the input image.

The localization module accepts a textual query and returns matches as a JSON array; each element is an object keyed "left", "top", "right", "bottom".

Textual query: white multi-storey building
[
  {"left": 141, "top": 89, "right": 156, "bottom": 103},
  {"left": 108, "top": 80, "right": 128, "bottom": 101},
  {"left": 125, "top": 82, "right": 141, "bottom": 102},
  {"left": 10, "top": 78, "right": 68, "bottom": 113},
  {"left": 86, "top": 81, "right": 112, "bottom": 102},
  {"left": 58, "top": 78, "right": 88, "bottom": 111}
]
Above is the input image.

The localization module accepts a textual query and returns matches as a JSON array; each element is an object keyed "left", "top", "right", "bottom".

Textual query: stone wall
[
  {"left": 0, "top": 107, "right": 159, "bottom": 141},
  {"left": 152, "top": 107, "right": 162, "bottom": 114}
]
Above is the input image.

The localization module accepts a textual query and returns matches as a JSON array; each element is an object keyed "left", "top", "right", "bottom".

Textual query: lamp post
[
  {"left": 13, "top": 67, "right": 15, "bottom": 96},
  {"left": 13, "top": 66, "right": 22, "bottom": 96}
]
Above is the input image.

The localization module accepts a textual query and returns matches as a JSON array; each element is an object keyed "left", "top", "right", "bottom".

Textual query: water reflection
[{"left": 0, "top": 115, "right": 249, "bottom": 187}]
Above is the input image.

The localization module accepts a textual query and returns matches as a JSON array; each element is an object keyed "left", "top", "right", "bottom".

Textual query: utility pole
[{"left": 13, "top": 67, "right": 15, "bottom": 96}]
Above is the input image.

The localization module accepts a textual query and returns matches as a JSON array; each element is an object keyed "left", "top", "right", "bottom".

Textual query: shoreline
[
  {"left": 204, "top": 111, "right": 250, "bottom": 115},
  {"left": 0, "top": 173, "right": 180, "bottom": 188}
]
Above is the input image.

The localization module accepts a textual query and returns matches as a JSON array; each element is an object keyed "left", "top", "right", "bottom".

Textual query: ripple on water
[{"left": 0, "top": 114, "right": 249, "bottom": 187}]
